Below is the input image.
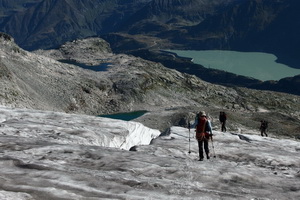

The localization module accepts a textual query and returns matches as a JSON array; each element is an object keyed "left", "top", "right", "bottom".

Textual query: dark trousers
[
  {"left": 221, "top": 121, "right": 226, "bottom": 132},
  {"left": 261, "top": 129, "right": 268, "bottom": 137},
  {"left": 198, "top": 139, "right": 209, "bottom": 159}
]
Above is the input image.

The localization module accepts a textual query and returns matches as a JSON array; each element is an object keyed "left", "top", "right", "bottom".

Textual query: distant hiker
[
  {"left": 192, "top": 111, "right": 213, "bottom": 161},
  {"left": 260, "top": 120, "right": 268, "bottom": 137},
  {"left": 219, "top": 111, "right": 227, "bottom": 132}
]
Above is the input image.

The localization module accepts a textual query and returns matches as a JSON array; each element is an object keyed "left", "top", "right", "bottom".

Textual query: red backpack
[{"left": 196, "top": 116, "right": 209, "bottom": 141}]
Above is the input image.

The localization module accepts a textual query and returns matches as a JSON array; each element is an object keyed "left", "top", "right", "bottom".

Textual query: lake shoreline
[
  {"left": 160, "top": 50, "right": 194, "bottom": 62},
  {"left": 164, "top": 50, "right": 300, "bottom": 81},
  {"left": 99, "top": 110, "right": 148, "bottom": 121}
]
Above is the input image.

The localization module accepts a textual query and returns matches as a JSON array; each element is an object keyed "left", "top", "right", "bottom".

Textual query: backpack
[
  {"left": 219, "top": 112, "right": 227, "bottom": 122},
  {"left": 196, "top": 115, "right": 210, "bottom": 141},
  {"left": 261, "top": 120, "right": 268, "bottom": 129}
]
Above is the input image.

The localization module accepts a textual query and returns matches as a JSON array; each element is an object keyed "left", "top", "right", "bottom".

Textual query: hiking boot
[
  {"left": 207, "top": 155, "right": 210, "bottom": 159},
  {"left": 199, "top": 158, "right": 203, "bottom": 161}
]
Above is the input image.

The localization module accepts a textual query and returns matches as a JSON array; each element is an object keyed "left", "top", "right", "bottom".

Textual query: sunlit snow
[{"left": 0, "top": 106, "right": 299, "bottom": 200}]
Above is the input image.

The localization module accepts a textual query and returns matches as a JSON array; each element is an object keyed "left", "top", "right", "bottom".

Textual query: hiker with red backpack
[{"left": 191, "top": 111, "right": 213, "bottom": 161}]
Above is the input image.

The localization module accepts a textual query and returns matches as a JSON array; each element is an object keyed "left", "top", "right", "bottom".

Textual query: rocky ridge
[{"left": 1, "top": 33, "right": 300, "bottom": 138}]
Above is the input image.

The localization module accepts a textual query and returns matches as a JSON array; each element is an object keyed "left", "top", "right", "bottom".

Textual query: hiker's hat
[{"left": 199, "top": 111, "right": 206, "bottom": 117}]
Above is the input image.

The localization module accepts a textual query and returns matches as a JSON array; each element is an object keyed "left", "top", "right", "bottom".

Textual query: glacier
[{"left": 0, "top": 106, "right": 299, "bottom": 200}]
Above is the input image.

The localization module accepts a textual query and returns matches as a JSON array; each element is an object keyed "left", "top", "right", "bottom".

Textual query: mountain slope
[
  {"left": 1, "top": 33, "right": 300, "bottom": 137},
  {"left": 118, "top": 0, "right": 236, "bottom": 34},
  {"left": 0, "top": 33, "right": 245, "bottom": 130},
  {"left": 184, "top": 0, "right": 300, "bottom": 68},
  {"left": 1, "top": 0, "right": 300, "bottom": 96},
  {"left": 0, "top": 0, "right": 153, "bottom": 50},
  {"left": 0, "top": 0, "right": 240, "bottom": 50},
  {"left": 0, "top": 0, "right": 42, "bottom": 17},
  {"left": 1, "top": 0, "right": 300, "bottom": 68}
]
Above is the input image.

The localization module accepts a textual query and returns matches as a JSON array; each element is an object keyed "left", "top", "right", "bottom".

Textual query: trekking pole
[
  {"left": 188, "top": 122, "right": 191, "bottom": 154},
  {"left": 211, "top": 135, "right": 216, "bottom": 158}
]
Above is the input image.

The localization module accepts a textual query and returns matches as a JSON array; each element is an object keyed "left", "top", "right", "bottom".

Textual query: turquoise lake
[
  {"left": 168, "top": 50, "right": 300, "bottom": 81},
  {"left": 98, "top": 110, "right": 147, "bottom": 121},
  {"left": 59, "top": 60, "right": 110, "bottom": 72}
]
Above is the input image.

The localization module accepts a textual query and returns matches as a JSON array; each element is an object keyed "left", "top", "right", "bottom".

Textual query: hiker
[
  {"left": 192, "top": 111, "right": 213, "bottom": 161},
  {"left": 219, "top": 111, "right": 227, "bottom": 132},
  {"left": 260, "top": 120, "right": 268, "bottom": 137}
]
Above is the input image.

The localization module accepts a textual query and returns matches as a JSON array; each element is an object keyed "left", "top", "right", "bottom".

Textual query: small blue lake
[
  {"left": 59, "top": 60, "right": 110, "bottom": 72},
  {"left": 167, "top": 50, "right": 300, "bottom": 81},
  {"left": 98, "top": 110, "right": 147, "bottom": 121}
]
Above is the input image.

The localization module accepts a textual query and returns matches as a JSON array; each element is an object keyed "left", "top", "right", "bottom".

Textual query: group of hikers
[{"left": 189, "top": 110, "right": 268, "bottom": 161}]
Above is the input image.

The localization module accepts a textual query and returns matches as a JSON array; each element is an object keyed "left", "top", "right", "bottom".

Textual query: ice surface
[
  {"left": 0, "top": 106, "right": 299, "bottom": 200},
  {"left": 0, "top": 106, "right": 160, "bottom": 150}
]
